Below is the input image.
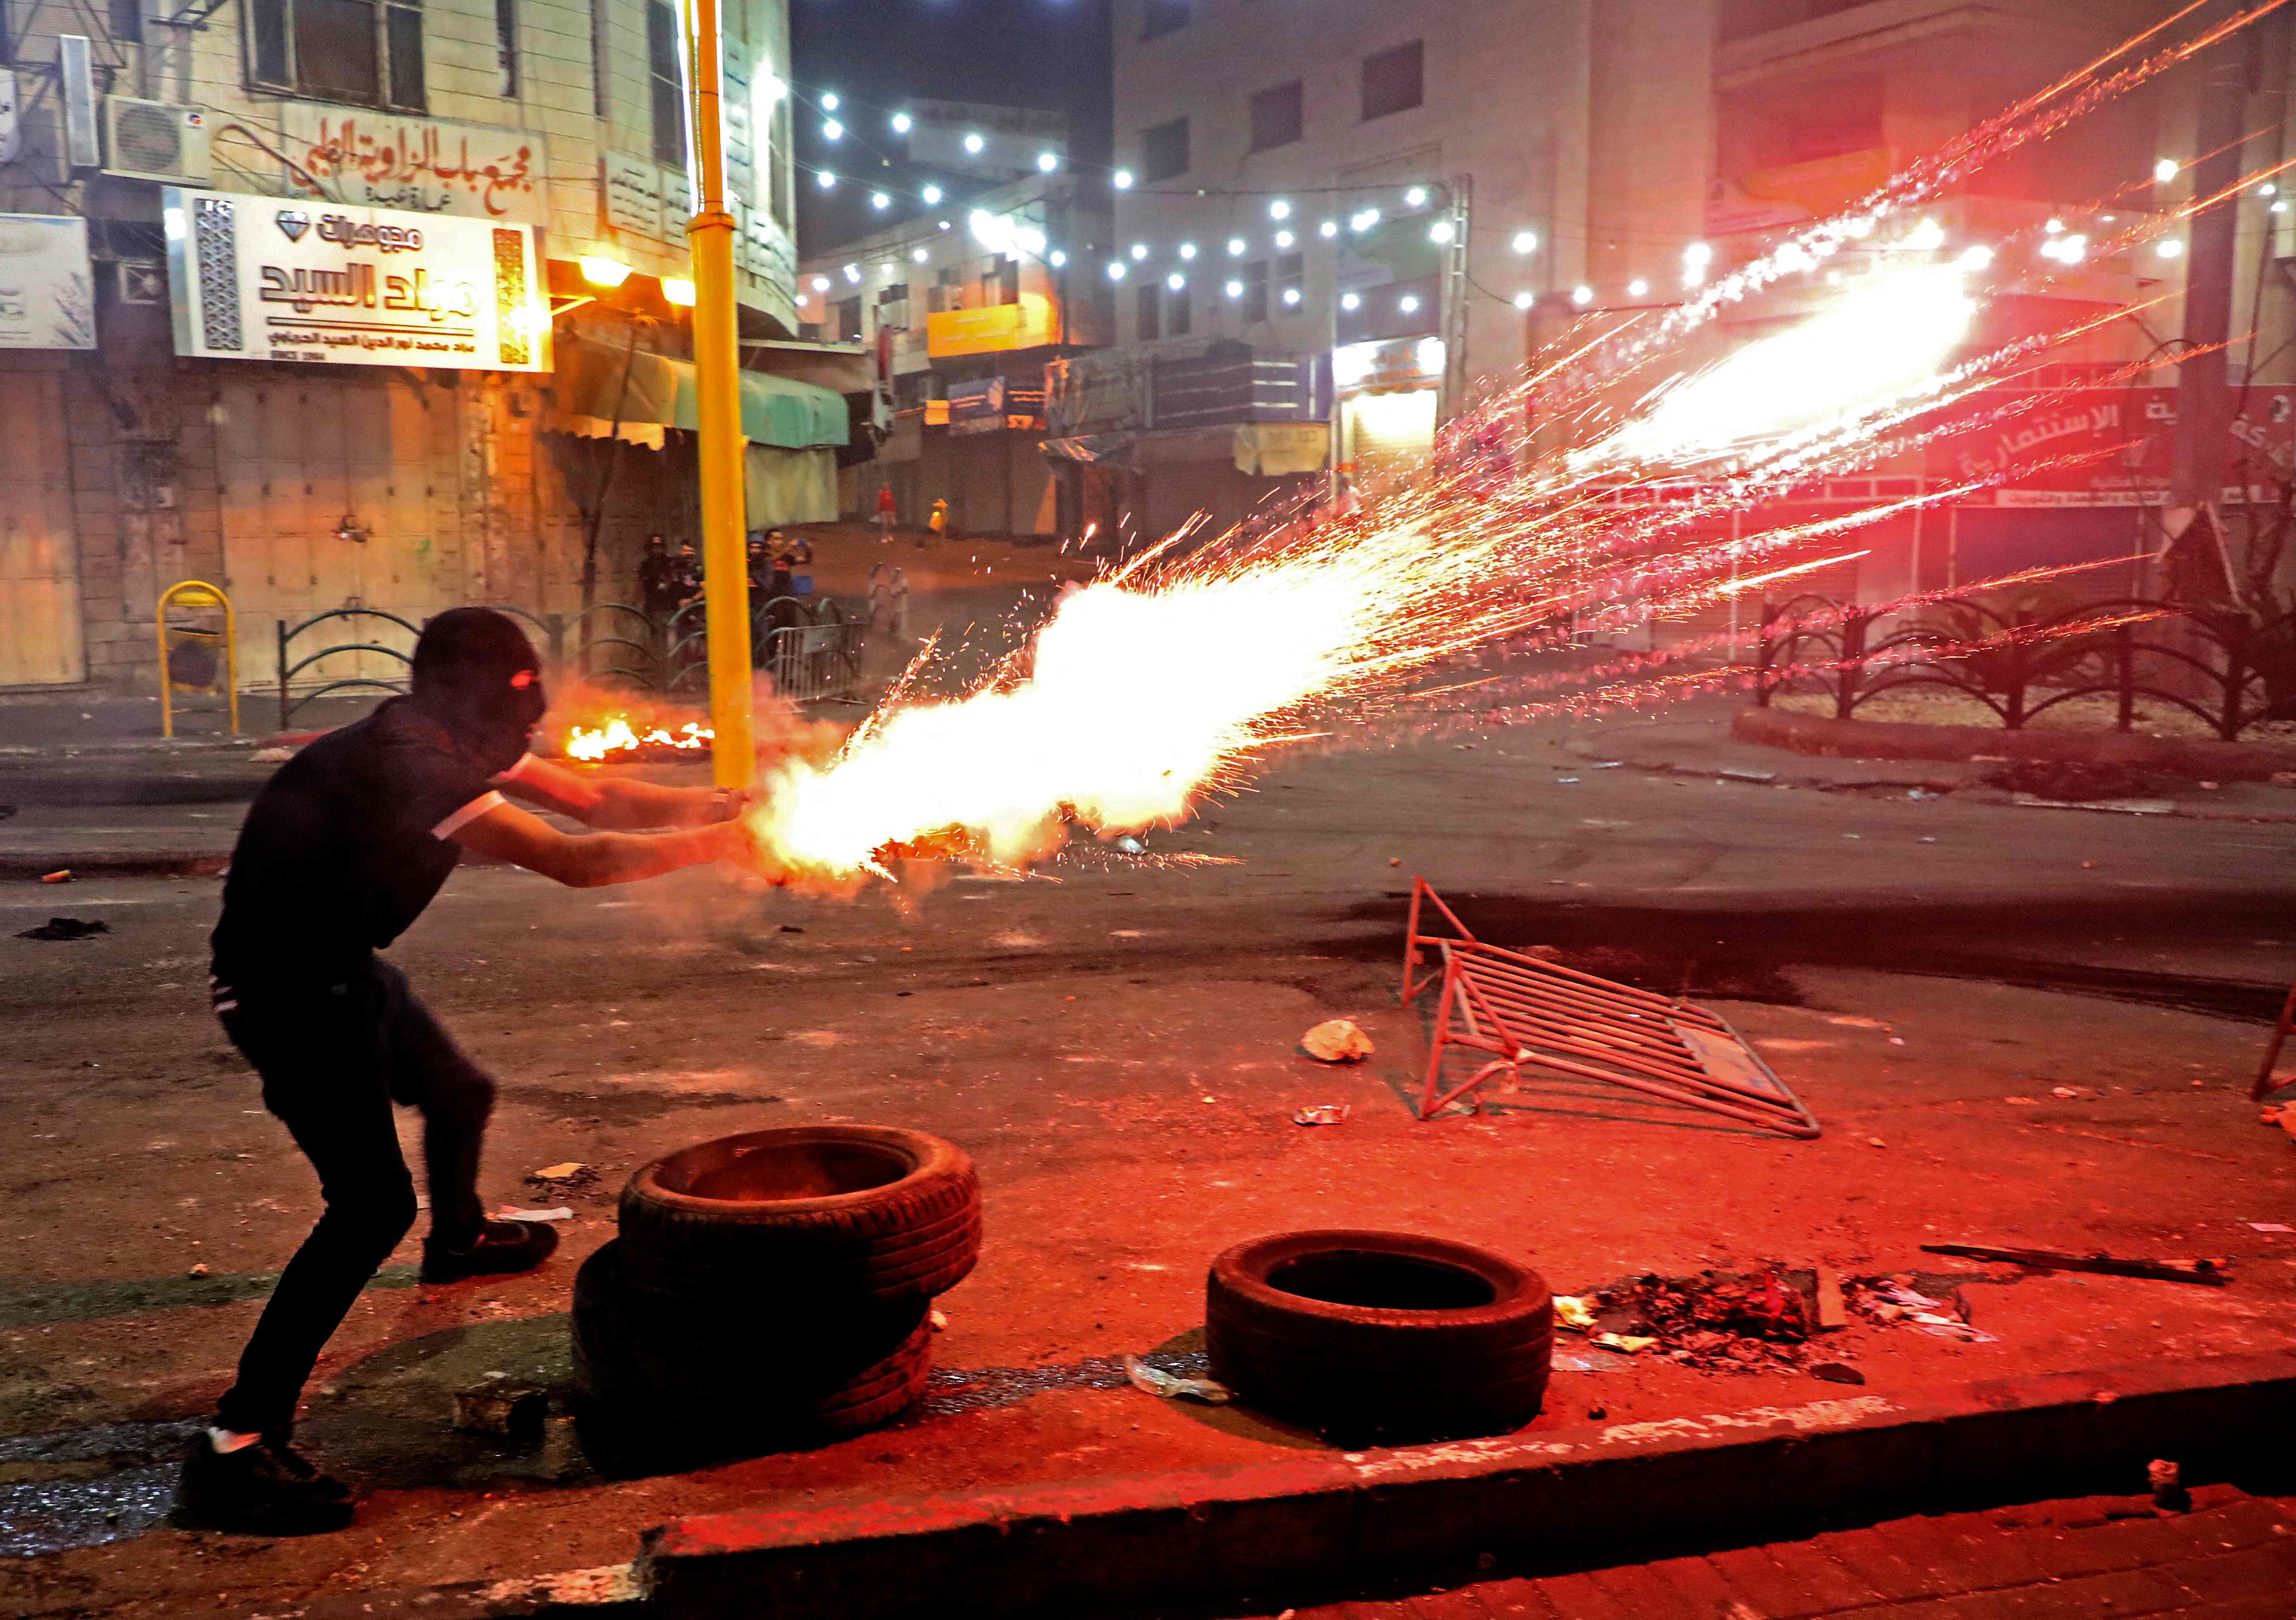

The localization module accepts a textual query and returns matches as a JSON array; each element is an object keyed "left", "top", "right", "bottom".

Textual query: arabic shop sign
[
  {"left": 1926, "top": 387, "right": 2296, "bottom": 507},
  {"left": 0, "top": 213, "right": 94, "bottom": 350},
  {"left": 279, "top": 105, "right": 548, "bottom": 226},
  {"left": 163, "top": 187, "right": 549, "bottom": 373}
]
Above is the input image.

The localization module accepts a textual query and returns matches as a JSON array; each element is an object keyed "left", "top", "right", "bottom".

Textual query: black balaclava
[{"left": 410, "top": 608, "right": 546, "bottom": 775}]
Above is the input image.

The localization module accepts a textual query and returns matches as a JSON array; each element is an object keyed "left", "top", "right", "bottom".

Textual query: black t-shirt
[{"left": 211, "top": 698, "right": 516, "bottom": 987}]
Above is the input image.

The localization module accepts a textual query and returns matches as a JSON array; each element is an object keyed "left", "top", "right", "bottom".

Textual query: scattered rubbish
[
  {"left": 1587, "top": 760, "right": 1624, "bottom": 770},
  {"left": 1906, "top": 787, "right": 1937, "bottom": 801},
  {"left": 1828, "top": 1016, "right": 1888, "bottom": 1030},
  {"left": 2262, "top": 1107, "right": 2285, "bottom": 1127},
  {"left": 1867, "top": 1137, "right": 1887, "bottom": 1147},
  {"left": 1814, "top": 1267, "right": 1846, "bottom": 1331},
  {"left": 2050, "top": 1086, "right": 2096, "bottom": 1100},
  {"left": 1811, "top": 1363, "right": 1866, "bottom": 1385},
  {"left": 38, "top": 870, "right": 71, "bottom": 884},
  {"left": 0, "top": 804, "right": 14, "bottom": 821},
  {"left": 1887, "top": 1037, "right": 1905, "bottom": 1046},
  {"left": 524, "top": 1162, "right": 598, "bottom": 1190},
  {"left": 1912, "top": 1313, "right": 1998, "bottom": 1343},
  {"left": 1717, "top": 768, "right": 1775, "bottom": 782},
  {"left": 1292, "top": 1103, "right": 1351, "bottom": 1126},
  {"left": 186, "top": 1263, "right": 209, "bottom": 1279},
  {"left": 1552, "top": 1295, "right": 1598, "bottom": 1332},
  {"left": 1555, "top": 776, "right": 1580, "bottom": 784},
  {"left": 2013, "top": 794, "right": 2176, "bottom": 816},
  {"left": 1591, "top": 1332, "right": 1657, "bottom": 1355},
  {"left": 248, "top": 746, "right": 295, "bottom": 763},
  {"left": 1122, "top": 1355, "right": 1233, "bottom": 1404},
  {"left": 1842, "top": 833, "right": 1862, "bottom": 840},
  {"left": 780, "top": 924, "right": 805, "bottom": 933},
  {"left": 453, "top": 1380, "right": 548, "bottom": 1438},
  {"left": 1921, "top": 1241, "right": 2230, "bottom": 1287},
  {"left": 497, "top": 1205, "right": 573, "bottom": 1223},
  {"left": 2148, "top": 1459, "right": 2192, "bottom": 1514},
  {"left": 2199, "top": 781, "right": 2220, "bottom": 791},
  {"left": 1919, "top": 835, "right": 1938, "bottom": 843},
  {"left": 17, "top": 917, "right": 107, "bottom": 941},
  {"left": 2248, "top": 1223, "right": 2294, "bottom": 1233},
  {"left": 930, "top": 1309, "right": 948, "bottom": 1331},
  {"left": 1112, "top": 835, "right": 1146, "bottom": 855},
  {"left": 1299, "top": 1019, "right": 1374, "bottom": 1063},
  {"left": 1389, "top": 857, "right": 1402, "bottom": 866},
  {"left": 1575, "top": 1269, "right": 1816, "bottom": 1370},
  {"left": 2006, "top": 1096, "right": 2040, "bottom": 1105},
  {"left": 1551, "top": 1352, "right": 1628, "bottom": 1373},
  {"left": 1586, "top": 1405, "right": 1607, "bottom": 1420}
]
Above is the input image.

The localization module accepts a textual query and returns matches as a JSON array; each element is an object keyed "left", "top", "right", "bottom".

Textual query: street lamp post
[{"left": 686, "top": 0, "right": 754, "bottom": 789}]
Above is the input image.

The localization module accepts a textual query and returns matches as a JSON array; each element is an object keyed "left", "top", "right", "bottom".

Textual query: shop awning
[
  {"left": 548, "top": 337, "right": 849, "bottom": 450},
  {"left": 1234, "top": 421, "right": 1329, "bottom": 476},
  {"left": 1039, "top": 431, "right": 1137, "bottom": 465}
]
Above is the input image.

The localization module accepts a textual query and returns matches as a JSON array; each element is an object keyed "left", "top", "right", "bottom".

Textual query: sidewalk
[{"left": 1560, "top": 702, "right": 2296, "bottom": 821}]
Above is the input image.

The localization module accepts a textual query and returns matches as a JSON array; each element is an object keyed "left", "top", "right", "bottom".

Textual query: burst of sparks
[{"left": 725, "top": 2, "right": 2290, "bottom": 888}]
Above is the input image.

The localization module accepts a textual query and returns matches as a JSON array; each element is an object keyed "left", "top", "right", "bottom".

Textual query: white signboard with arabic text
[
  {"left": 0, "top": 213, "right": 93, "bottom": 349},
  {"left": 279, "top": 105, "right": 549, "bottom": 227},
  {"left": 163, "top": 187, "right": 548, "bottom": 372}
]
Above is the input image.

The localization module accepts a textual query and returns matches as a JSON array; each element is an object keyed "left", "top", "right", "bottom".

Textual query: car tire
[
  {"left": 615, "top": 1125, "right": 982, "bottom": 1304},
  {"left": 1205, "top": 1229, "right": 1552, "bottom": 1444},
  {"left": 571, "top": 1239, "right": 932, "bottom": 1447}
]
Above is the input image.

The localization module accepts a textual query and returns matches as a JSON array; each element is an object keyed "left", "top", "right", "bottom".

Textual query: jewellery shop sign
[{"left": 162, "top": 187, "right": 548, "bottom": 372}]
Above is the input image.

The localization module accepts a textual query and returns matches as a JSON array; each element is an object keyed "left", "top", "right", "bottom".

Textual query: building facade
[
  {"left": 0, "top": 0, "right": 823, "bottom": 699},
  {"left": 796, "top": 168, "right": 1112, "bottom": 539},
  {"left": 1095, "top": 0, "right": 2292, "bottom": 602}
]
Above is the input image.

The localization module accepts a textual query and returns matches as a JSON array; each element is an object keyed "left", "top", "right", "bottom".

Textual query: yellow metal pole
[{"left": 686, "top": 0, "right": 753, "bottom": 788}]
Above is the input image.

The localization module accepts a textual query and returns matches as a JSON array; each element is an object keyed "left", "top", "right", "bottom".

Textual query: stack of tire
[
  {"left": 1205, "top": 1230, "right": 1552, "bottom": 1446},
  {"left": 572, "top": 1125, "right": 981, "bottom": 1457}
]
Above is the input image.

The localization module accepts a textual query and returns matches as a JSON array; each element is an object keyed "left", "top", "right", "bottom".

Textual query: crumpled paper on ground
[
  {"left": 1300, "top": 1019, "right": 1374, "bottom": 1063},
  {"left": 1122, "top": 1355, "right": 1234, "bottom": 1404}
]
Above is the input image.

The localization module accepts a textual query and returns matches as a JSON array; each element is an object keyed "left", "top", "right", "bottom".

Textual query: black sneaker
[
  {"left": 420, "top": 1217, "right": 559, "bottom": 1283},
  {"left": 178, "top": 1434, "right": 355, "bottom": 1534}
]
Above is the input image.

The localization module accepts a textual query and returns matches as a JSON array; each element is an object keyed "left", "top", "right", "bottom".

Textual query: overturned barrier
[{"left": 1401, "top": 879, "right": 1821, "bottom": 1137}]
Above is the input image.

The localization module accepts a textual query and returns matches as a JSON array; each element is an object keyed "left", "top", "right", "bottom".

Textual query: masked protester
[{"left": 185, "top": 608, "right": 759, "bottom": 1535}]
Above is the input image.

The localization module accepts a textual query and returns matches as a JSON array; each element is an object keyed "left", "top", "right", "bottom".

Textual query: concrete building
[
  {"left": 1092, "top": 0, "right": 2296, "bottom": 606},
  {"left": 0, "top": 0, "right": 842, "bottom": 703},
  {"left": 796, "top": 162, "right": 1112, "bottom": 540}
]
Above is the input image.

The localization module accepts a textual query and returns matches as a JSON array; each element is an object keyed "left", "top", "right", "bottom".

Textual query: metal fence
[
  {"left": 277, "top": 595, "right": 866, "bottom": 729},
  {"left": 1753, "top": 592, "right": 2296, "bottom": 740},
  {"left": 663, "top": 595, "right": 866, "bottom": 704}
]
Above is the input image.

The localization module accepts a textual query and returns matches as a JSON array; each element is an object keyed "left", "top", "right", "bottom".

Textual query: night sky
[{"left": 790, "top": 0, "right": 1112, "bottom": 253}]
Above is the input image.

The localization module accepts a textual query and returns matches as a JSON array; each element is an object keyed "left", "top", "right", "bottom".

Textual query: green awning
[{"left": 552, "top": 338, "right": 848, "bottom": 450}]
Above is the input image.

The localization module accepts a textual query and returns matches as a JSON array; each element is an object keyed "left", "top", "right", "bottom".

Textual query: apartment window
[
  {"left": 768, "top": 95, "right": 793, "bottom": 225},
  {"left": 247, "top": 0, "right": 426, "bottom": 110},
  {"left": 1140, "top": 116, "right": 1189, "bottom": 183},
  {"left": 1361, "top": 39, "right": 1423, "bottom": 121},
  {"left": 929, "top": 265, "right": 961, "bottom": 314},
  {"left": 495, "top": 0, "right": 518, "bottom": 96},
  {"left": 1249, "top": 80, "right": 1303, "bottom": 153},
  {"left": 982, "top": 257, "right": 1020, "bottom": 307},
  {"left": 648, "top": 0, "right": 686, "bottom": 170},
  {"left": 108, "top": 0, "right": 142, "bottom": 44},
  {"left": 1136, "top": 281, "right": 1162, "bottom": 341},
  {"left": 589, "top": 0, "right": 610, "bottom": 115},
  {"left": 1141, "top": 0, "right": 1188, "bottom": 40},
  {"left": 836, "top": 295, "right": 862, "bottom": 342},
  {"left": 878, "top": 284, "right": 911, "bottom": 329},
  {"left": 1167, "top": 281, "right": 1192, "bottom": 337},
  {"left": 1244, "top": 259, "right": 1269, "bottom": 323}
]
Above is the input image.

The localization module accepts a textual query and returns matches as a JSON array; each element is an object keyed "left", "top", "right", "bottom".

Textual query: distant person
[
  {"left": 744, "top": 537, "right": 772, "bottom": 666},
  {"left": 874, "top": 484, "right": 897, "bottom": 542},
  {"left": 927, "top": 497, "right": 949, "bottom": 547},
  {"left": 673, "top": 540, "right": 702, "bottom": 608},
  {"left": 888, "top": 565, "right": 911, "bottom": 639},
  {"left": 868, "top": 563, "right": 898, "bottom": 642},
  {"left": 637, "top": 535, "right": 681, "bottom": 623},
  {"left": 785, "top": 532, "right": 813, "bottom": 565}
]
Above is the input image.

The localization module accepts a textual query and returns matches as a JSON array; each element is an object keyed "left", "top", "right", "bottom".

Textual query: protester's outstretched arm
[
  {"left": 451, "top": 800, "right": 758, "bottom": 887},
  {"left": 496, "top": 755, "right": 750, "bottom": 831}
]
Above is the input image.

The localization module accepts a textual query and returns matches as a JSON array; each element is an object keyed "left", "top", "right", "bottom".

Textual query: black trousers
[{"left": 212, "top": 959, "right": 496, "bottom": 1437}]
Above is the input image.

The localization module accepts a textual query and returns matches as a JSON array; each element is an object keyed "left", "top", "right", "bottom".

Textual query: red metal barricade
[{"left": 1402, "top": 879, "right": 1821, "bottom": 1138}]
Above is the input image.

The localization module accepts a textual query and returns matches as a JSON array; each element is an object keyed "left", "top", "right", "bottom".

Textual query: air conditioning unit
[{"left": 103, "top": 98, "right": 212, "bottom": 186}]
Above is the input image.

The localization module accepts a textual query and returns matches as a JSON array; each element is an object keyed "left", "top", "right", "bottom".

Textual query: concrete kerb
[
  {"left": 634, "top": 1349, "right": 2296, "bottom": 1619},
  {"left": 1733, "top": 704, "right": 2296, "bottom": 779}
]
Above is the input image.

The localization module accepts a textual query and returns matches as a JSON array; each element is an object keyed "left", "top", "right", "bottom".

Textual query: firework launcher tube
[{"left": 686, "top": 0, "right": 755, "bottom": 790}]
